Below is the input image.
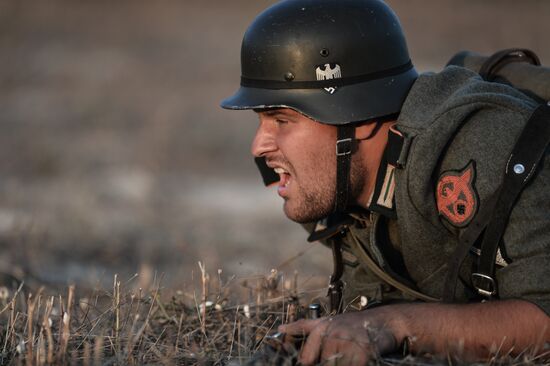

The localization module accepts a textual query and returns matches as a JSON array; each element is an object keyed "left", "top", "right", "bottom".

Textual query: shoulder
[
  {"left": 393, "top": 66, "right": 541, "bottom": 231},
  {"left": 397, "top": 65, "right": 539, "bottom": 133}
]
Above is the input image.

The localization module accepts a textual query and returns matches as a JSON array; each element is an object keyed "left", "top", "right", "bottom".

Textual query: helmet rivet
[
  {"left": 513, "top": 164, "right": 525, "bottom": 174},
  {"left": 320, "top": 48, "right": 330, "bottom": 57},
  {"left": 284, "top": 72, "right": 295, "bottom": 81}
]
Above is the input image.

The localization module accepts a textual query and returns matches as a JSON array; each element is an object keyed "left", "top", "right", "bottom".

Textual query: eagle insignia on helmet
[
  {"left": 315, "top": 63, "right": 342, "bottom": 94},
  {"left": 436, "top": 161, "right": 479, "bottom": 227}
]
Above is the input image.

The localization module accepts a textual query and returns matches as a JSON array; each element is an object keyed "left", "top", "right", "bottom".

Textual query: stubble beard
[
  {"left": 285, "top": 181, "right": 335, "bottom": 224},
  {"left": 283, "top": 155, "right": 366, "bottom": 224}
]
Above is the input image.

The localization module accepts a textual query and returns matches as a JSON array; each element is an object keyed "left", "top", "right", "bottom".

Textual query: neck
[{"left": 355, "top": 121, "right": 395, "bottom": 208}]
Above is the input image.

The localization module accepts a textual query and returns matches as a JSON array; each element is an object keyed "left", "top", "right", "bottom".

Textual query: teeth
[{"left": 274, "top": 168, "right": 288, "bottom": 174}]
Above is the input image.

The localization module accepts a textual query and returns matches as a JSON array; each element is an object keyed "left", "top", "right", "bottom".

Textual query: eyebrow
[
  {"left": 264, "top": 110, "right": 281, "bottom": 116},
  {"left": 261, "top": 109, "right": 293, "bottom": 117}
]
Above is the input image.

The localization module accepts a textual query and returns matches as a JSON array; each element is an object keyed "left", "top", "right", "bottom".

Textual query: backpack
[{"left": 448, "top": 48, "right": 549, "bottom": 101}]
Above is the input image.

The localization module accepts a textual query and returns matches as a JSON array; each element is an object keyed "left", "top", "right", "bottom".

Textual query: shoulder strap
[
  {"left": 442, "top": 191, "right": 499, "bottom": 302},
  {"left": 472, "top": 102, "right": 550, "bottom": 298},
  {"left": 444, "top": 102, "right": 550, "bottom": 301}
]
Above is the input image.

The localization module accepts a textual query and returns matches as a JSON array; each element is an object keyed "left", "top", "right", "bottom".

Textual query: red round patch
[{"left": 436, "top": 162, "right": 478, "bottom": 227}]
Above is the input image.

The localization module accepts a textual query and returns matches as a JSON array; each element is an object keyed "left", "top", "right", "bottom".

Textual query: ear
[{"left": 355, "top": 121, "right": 378, "bottom": 140}]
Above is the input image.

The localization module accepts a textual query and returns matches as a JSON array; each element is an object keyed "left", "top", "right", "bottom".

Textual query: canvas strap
[
  {"left": 442, "top": 192, "right": 499, "bottom": 302},
  {"left": 444, "top": 102, "right": 550, "bottom": 301},
  {"left": 472, "top": 102, "right": 550, "bottom": 298}
]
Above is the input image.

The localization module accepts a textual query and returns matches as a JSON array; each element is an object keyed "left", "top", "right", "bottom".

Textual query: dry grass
[
  {"left": 0, "top": 265, "right": 326, "bottom": 365},
  {"left": 0, "top": 267, "right": 547, "bottom": 366}
]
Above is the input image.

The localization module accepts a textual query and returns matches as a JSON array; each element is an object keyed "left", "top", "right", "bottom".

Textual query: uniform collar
[{"left": 367, "top": 126, "right": 405, "bottom": 219}]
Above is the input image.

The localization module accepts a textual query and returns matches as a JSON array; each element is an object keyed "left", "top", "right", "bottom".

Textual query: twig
[
  {"left": 227, "top": 305, "right": 239, "bottom": 361},
  {"left": 253, "top": 315, "right": 277, "bottom": 352},
  {"left": 174, "top": 311, "right": 185, "bottom": 353},
  {"left": 26, "top": 293, "right": 35, "bottom": 366},
  {"left": 42, "top": 296, "right": 54, "bottom": 364},
  {"left": 0, "top": 281, "right": 24, "bottom": 316},
  {"left": 113, "top": 275, "right": 121, "bottom": 354},
  {"left": 60, "top": 285, "right": 75, "bottom": 361},
  {"left": 198, "top": 261, "right": 208, "bottom": 336},
  {"left": 144, "top": 327, "right": 166, "bottom": 360}
]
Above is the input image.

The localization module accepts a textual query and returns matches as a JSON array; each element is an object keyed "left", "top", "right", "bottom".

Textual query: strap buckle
[
  {"left": 336, "top": 138, "right": 353, "bottom": 156},
  {"left": 327, "top": 279, "right": 344, "bottom": 314},
  {"left": 471, "top": 273, "right": 497, "bottom": 297}
]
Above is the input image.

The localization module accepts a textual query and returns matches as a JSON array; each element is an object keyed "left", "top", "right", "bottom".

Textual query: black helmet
[{"left": 221, "top": 0, "right": 417, "bottom": 125}]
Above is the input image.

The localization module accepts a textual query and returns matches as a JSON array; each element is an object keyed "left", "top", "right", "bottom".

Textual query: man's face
[{"left": 251, "top": 108, "right": 339, "bottom": 223}]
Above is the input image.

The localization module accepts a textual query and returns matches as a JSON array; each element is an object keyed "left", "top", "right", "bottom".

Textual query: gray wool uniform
[{"left": 308, "top": 66, "right": 550, "bottom": 315}]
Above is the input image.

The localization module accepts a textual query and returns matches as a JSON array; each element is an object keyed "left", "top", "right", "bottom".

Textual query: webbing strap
[
  {"left": 472, "top": 102, "right": 550, "bottom": 298},
  {"left": 348, "top": 230, "right": 439, "bottom": 302},
  {"left": 442, "top": 191, "right": 499, "bottom": 302},
  {"left": 334, "top": 125, "right": 355, "bottom": 213}
]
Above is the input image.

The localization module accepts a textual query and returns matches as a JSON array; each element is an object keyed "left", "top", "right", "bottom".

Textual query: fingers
[
  {"left": 278, "top": 317, "right": 330, "bottom": 365},
  {"left": 298, "top": 318, "right": 330, "bottom": 365},
  {"left": 279, "top": 314, "right": 389, "bottom": 365},
  {"left": 278, "top": 318, "right": 323, "bottom": 336},
  {"left": 319, "top": 330, "right": 369, "bottom": 366}
]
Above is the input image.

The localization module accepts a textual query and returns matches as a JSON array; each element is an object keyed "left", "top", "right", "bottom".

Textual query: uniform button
[{"left": 513, "top": 164, "right": 525, "bottom": 174}]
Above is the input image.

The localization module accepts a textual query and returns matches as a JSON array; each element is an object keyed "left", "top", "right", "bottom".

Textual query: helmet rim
[{"left": 221, "top": 67, "right": 418, "bottom": 125}]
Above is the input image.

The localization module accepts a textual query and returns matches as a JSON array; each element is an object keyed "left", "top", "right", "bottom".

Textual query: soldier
[{"left": 221, "top": 0, "right": 550, "bottom": 364}]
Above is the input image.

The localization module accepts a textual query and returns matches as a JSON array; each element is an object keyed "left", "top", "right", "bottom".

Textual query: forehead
[
  {"left": 256, "top": 108, "right": 337, "bottom": 137},
  {"left": 255, "top": 108, "right": 306, "bottom": 119}
]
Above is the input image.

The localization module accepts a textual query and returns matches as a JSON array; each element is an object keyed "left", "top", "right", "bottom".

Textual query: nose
[{"left": 251, "top": 119, "right": 277, "bottom": 157}]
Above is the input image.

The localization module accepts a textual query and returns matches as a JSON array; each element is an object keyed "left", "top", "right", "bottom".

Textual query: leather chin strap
[
  {"left": 334, "top": 125, "right": 355, "bottom": 213},
  {"left": 334, "top": 122, "right": 384, "bottom": 213}
]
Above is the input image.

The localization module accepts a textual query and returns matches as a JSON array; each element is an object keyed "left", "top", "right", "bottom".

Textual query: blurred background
[{"left": 0, "top": 0, "right": 548, "bottom": 291}]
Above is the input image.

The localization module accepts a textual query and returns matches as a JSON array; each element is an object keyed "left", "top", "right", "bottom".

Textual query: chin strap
[
  {"left": 334, "top": 121, "right": 384, "bottom": 213},
  {"left": 334, "top": 125, "right": 355, "bottom": 212}
]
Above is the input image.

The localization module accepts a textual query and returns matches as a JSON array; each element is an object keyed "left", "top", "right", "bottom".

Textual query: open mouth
[{"left": 274, "top": 167, "right": 291, "bottom": 191}]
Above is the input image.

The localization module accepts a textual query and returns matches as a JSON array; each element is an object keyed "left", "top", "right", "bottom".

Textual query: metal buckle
[
  {"left": 471, "top": 273, "right": 497, "bottom": 297},
  {"left": 336, "top": 138, "right": 353, "bottom": 156}
]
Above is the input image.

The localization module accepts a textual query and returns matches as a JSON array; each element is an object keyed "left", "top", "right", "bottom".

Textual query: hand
[{"left": 278, "top": 309, "right": 401, "bottom": 365}]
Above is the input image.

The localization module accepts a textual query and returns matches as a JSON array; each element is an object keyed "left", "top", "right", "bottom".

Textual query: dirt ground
[{"left": 0, "top": 0, "right": 548, "bottom": 292}]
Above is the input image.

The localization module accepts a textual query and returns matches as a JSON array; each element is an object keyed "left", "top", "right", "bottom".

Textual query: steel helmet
[
  {"left": 221, "top": 0, "right": 417, "bottom": 125},
  {"left": 221, "top": 0, "right": 416, "bottom": 213}
]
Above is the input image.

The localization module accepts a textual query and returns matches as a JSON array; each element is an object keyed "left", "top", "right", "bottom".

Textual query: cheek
[
  {"left": 277, "top": 124, "right": 336, "bottom": 178},
  {"left": 298, "top": 143, "right": 336, "bottom": 180}
]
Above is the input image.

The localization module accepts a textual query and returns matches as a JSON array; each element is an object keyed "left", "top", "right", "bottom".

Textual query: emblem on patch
[
  {"left": 436, "top": 161, "right": 478, "bottom": 227},
  {"left": 315, "top": 63, "right": 341, "bottom": 94}
]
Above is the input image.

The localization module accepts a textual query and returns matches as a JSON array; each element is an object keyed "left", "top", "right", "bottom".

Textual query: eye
[{"left": 275, "top": 118, "right": 288, "bottom": 125}]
